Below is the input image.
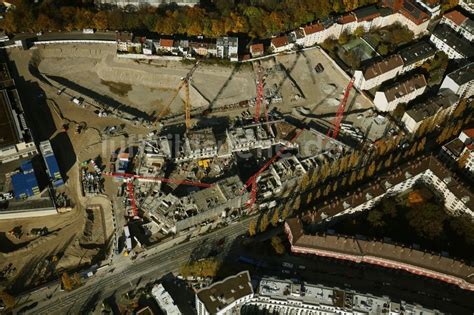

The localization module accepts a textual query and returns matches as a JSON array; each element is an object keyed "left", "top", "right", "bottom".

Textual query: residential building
[
  {"left": 402, "top": 90, "right": 458, "bottom": 133},
  {"left": 415, "top": 0, "right": 441, "bottom": 16},
  {"left": 382, "top": 0, "right": 431, "bottom": 35},
  {"left": 179, "top": 128, "right": 218, "bottom": 161},
  {"left": 247, "top": 277, "right": 441, "bottom": 314},
  {"left": 353, "top": 5, "right": 381, "bottom": 31},
  {"left": 216, "top": 37, "right": 238, "bottom": 61},
  {"left": 302, "top": 23, "right": 325, "bottom": 47},
  {"left": 270, "top": 35, "right": 292, "bottom": 53},
  {"left": 441, "top": 10, "right": 474, "bottom": 41},
  {"left": 292, "top": 28, "right": 306, "bottom": 46},
  {"left": 338, "top": 13, "right": 358, "bottom": 34},
  {"left": 459, "top": 0, "right": 474, "bottom": 14},
  {"left": 116, "top": 31, "right": 135, "bottom": 52},
  {"left": 189, "top": 41, "right": 217, "bottom": 57},
  {"left": 249, "top": 43, "right": 264, "bottom": 58},
  {"left": 373, "top": 74, "right": 427, "bottom": 112},
  {"left": 353, "top": 54, "right": 404, "bottom": 90},
  {"left": 399, "top": 41, "right": 436, "bottom": 74},
  {"left": 95, "top": 0, "right": 199, "bottom": 7},
  {"left": 152, "top": 284, "right": 182, "bottom": 315},
  {"left": 286, "top": 216, "right": 474, "bottom": 292},
  {"left": 440, "top": 62, "right": 474, "bottom": 98},
  {"left": 441, "top": 128, "right": 474, "bottom": 177},
  {"left": 430, "top": 24, "right": 473, "bottom": 59},
  {"left": 142, "top": 39, "right": 155, "bottom": 55},
  {"left": 159, "top": 38, "right": 174, "bottom": 52},
  {"left": 196, "top": 271, "right": 254, "bottom": 315}
]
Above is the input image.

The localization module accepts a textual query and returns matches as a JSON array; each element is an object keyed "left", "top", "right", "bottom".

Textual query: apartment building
[
  {"left": 270, "top": 35, "right": 292, "bottom": 53},
  {"left": 441, "top": 128, "right": 474, "bottom": 178},
  {"left": 353, "top": 54, "right": 404, "bottom": 90},
  {"left": 196, "top": 271, "right": 254, "bottom": 315},
  {"left": 441, "top": 10, "right": 473, "bottom": 41},
  {"left": 402, "top": 90, "right": 458, "bottom": 133},
  {"left": 399, "top": 41, "right": 436, "bottom": 74},
  {"left": 302, "top": 23, "right": 325, "bottom": 47},
  {"left": 440, "top": 62, "right": 474, "bottom": 98},
  {"left": 373, "top": 74, "right": 427, "bottom": 112},
  {"left": 430, "top": 24, "right": 473, "bottom": 59},
  {"left": 459, "top": 0, "right": 474, "bottom": 14},
  {"left": 415, "top": 0, "right": 441, "bottom": 16},
  {"left": 216, "top": 37, "right": 238, "bottom": 61}
]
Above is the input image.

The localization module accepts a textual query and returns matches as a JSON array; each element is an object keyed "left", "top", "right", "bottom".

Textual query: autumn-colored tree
[
  {"left": 323, "top": 184, "right": 331, "bottom": 196},
  {"left": 354, "top": 26, "right": 365, "bottom": 38},
  {"left": 248, "top": 220, "right": 257, "bottom": 236},
  {"left": 301, "top": 174, "right": 309, "bottom": 191},
  {"left": 417, "top": 137, "right": 426, "bottom": 152},
  {"left": 367, "top": 161, "right": 376, "bottom": 177},
  {"left": 271, "top": 209, "right": 280, "bottom": 227},
  {"left": 458, "top": 150, "right": 470, "bottom": 168},
  {"left": 0, "top": 291, "right": 15, "bottom": 309},
  {"left": 271, "top": 236, "right": 285, "bottom": 255},
  {"left": 384, "top": 154, "right": 393, "bottom": 168},
  {"left": 349, "top": 170, "right": 357, "bottom": 185},
  {"left": 316, "top": 188, "right": 322, "bottom": 199},
  {"left": 281, "top": 205, "right": 290, "bottom": 220},
  {"left": 293, "top": 196, "right": 301, "bottom": 210},
  {"left": 260, "top": 213, "right": 270, "bottom": 232},
  {"left": 357, "top": 167, "right": 365, "bottom": 181},
  {"left": 306, "top": 192, "right": 313, "bottom": 204},
  {"left": 62, "top": 272, "right": 73, "bottom": 291},
  {"left": 332, "top": 181, "right": 338, "bottom": 192}
]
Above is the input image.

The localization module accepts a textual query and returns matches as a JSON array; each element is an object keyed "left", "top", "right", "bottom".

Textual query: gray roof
[
  {"left": 406, "top": 90, "right": 459, "bottom": 122},
  {"left": 446, "top": 62, "right": 474, "bottom": 86},
  {"left": 432, "top": 24, "right": 474, "bottom": 58},
  {"left": 399, "top": 41, "right": 436, "bottom": 66}
]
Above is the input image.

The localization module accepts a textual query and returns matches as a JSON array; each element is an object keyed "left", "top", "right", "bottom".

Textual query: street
[{"left": 14, "top": 217, "right": 253, "bottom": 315}]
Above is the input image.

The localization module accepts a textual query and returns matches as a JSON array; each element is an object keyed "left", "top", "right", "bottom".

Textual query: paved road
[{"left": 15, "top": 217, "right": 252, "bottom": 315}]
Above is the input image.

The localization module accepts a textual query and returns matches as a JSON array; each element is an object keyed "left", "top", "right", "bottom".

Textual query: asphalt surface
[{"left": 15, "top": 217, "right": 253, "bottom": 315}]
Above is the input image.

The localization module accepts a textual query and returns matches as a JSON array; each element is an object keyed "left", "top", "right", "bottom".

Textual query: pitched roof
[
  {"left": 446, "top": 62, "right": 474, "bottom": 86},
  {"left": 444, "top": 10, "right": 468, "bottom": 26},
  {"left": 363, "top": 54, "right": 404, "bottom": 80},
  {"left": 303, "top": 23, "right": 324, "bottom": 35},
  {"left": 382, "top": 74, "right": 427, "bottom": 102},
  {"left": 399, "top": 0, "right": 430, "bottom": 25},
  {"left": 250, "top": 43, "right": 264, "bottom": 54},
  {"left": 196, "top": 271, "right": 253, "bottom": 314},
  {"left": 271, "top": 35, "right": 289, "bottom": 48},
  {"left": 353, "top": 5, "right": 381, "bottom": 21},
  {"left": 339, "top": 14, "right": 357, "bottom": 24},
  {"left": 159, "top": 38, "right": 174, "bottom": 47},
  {"left": 399, "top": 41, "right": 436, "bottom": 66}
]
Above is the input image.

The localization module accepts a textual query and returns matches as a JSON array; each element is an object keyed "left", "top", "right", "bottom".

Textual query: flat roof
[
  {"left": 197, "top": 271, "right": 253, "bottom": 314},
  {"left": 0, "top": 89, "right": 20, "bottom": 149}
]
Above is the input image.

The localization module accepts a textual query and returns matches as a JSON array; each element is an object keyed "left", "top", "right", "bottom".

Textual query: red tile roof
[
  {"left": 339, "top": 14, "right": 357, "bottom": 24},
  {"left": 250, "top": 43, "right": 264, "bottom": 54},
  {"left": 444, "top": 10, "right": 468, "bottom": 26},
  {"left": 159, "top": 38, "right": 174, "bottom": 47},
  {"left": 271, "top": 35, "right": 289, "bottom": 48},
  {"left": 303, "top": 23, "right": 324, "bottom": 35},
  {"left": 463, "top": 128, "right": 474, "bottom": 139}
]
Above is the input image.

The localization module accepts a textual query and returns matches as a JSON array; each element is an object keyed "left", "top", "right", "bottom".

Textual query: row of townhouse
[
  {"left": 253, "top": 0, "right": 434, "bottom": 57},
  {"left": 117, "top": 32, "right": 238, "bottom": 61},
  {"left": 430, "top": 10, "right": 474, "bottom": 59},
  {"left": 353, "top": 40, "right": 436, "bottom": 92},
  {"left": 440, "top": 128, "right": 474, "bottom": 180}
]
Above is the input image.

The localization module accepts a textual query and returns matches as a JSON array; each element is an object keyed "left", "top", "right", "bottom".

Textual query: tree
[
  {"left": 338, "top": 31, "right": 350, "bottom": 45},
  {"left": 248, "top": 220, "right": 257, "bottom": 236},
  {"left": 260, "top": 213, "right": 270, "bottom": 232},
  {"left": 354, "top": 26, "right": 365, "bottom": 38},
  {"left": 301, "top": 174, "right": 309, "bottom": 191},
  {"left": 384, "top": 154, "right": 393, "bottom": 168},
  {"left": 281, "top": 205, "right": 290, "bottom": 220},
  {"left": 306, "top": 192, "right": 313, "bottom": 204},
  {"left": 61, "top": 272, "right": 73, "bottom": 291},
  {"left": 367, "top": 210, "right": 385, "bottom": 228},
  {"left": 378, "top": 43, "right": 389, "bottom": 55},
  {"left": 406, "top": 203, "right": 447, "bottom": 240},
  {"left": 271, "top": 236, "right": 285, "bottom": 255},
  {"left": 293, "top": 196, "right": 301, "bottom": 210},
  {"left": 367, "top": 161, "right": 376, "bottom": 177},
  {"left": 417, "top": 137, "right": 426, "bottom": 152},
  {"left": 0, "top": 291, "right": 15, "bottom": 309},
  {"left": 271, "top": 209, "right": 280, "bottom": 227},
  {"left": 458, "top": 150, "right": 470, "bottom": 168}
]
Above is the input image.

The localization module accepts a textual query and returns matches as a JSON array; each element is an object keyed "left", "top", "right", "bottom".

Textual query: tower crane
[
  {"left": 157, "top": 61, "right": 200, "bottom": 130},
  {"left": 328, "top": 77, "right": 355, "bottom": 139},
  {"left": 240, "top": 128, "right": 303, "bottom": 209},
  {"left": 105, "top": 172, "right": 212, "bottom": 218}
]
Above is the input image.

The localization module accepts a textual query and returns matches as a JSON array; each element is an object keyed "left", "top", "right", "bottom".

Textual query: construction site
[{"left": 0, "top": 41, "right": 400, "bottom": 292}]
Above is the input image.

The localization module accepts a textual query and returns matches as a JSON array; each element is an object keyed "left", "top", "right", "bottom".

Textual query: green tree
[
  {"left": 338, "top": 31, "right": 350, "bottom": 45},
  {"left": 367, "top": 210, "right": 385, "bottom": 228},
  {"left": 406, "top": 203, "right": 447, "bottom": 240},
  {"left": 354, "top": 26, "right": 365, "bottom": 38}
]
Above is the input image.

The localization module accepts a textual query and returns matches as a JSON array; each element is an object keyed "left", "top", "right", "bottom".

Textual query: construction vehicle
[
  {"left": 241, "top": 128, "right": 303, "bottom": 209},
  {"left": 104, "top": 172, "right": 213, "bottom": 218},
  {"left": 157, "top": 61, "right": 200, "bottom": 130},
  {"left": 328, "top": 77, "right": 355, "bottom": 140}
]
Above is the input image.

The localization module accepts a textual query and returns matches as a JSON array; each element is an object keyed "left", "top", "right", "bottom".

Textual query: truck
[{"left": 71, "top": 97, "right": 84, "bottom": 106}]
